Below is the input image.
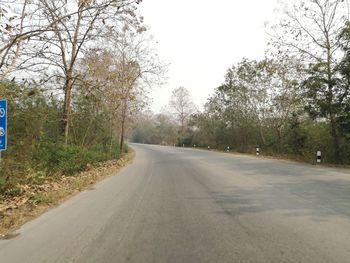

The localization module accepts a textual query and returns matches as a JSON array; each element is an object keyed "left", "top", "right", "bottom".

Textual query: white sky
[{"left": 140, "top": 0, "right": 279, "bottom": 112}]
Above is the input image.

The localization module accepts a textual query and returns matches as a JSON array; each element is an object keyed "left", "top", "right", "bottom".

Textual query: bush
[
  {"left": 34, "top": 142, "right": 120, "bottom": 176},
  {"left": 0, "top": 81, "right": 125, "bottom": 199},
  {"left": 122, "top": 143, "right": 129, "bottom": 153}
]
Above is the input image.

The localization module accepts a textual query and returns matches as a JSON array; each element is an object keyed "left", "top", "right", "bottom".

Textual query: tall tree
[
  {"left": 168, "top": 86, "right": 196, "bottom": 133},
  {"left": 28, "top": 0, "right": 141, "bottom": 144},
  {"left": 269, "top": 0, "right": 349, "bottom": 162},
  {"left": 105, "top": 27, "right": 163, "bottom": 152},
  {"left": 79, "top": 26, "right": 164, "bottom": 152},
  {"left": 337, "top": 22, "right": 350, "bottom": 141},
  {"left": 0, "top": 0, "right": 121, "bottom": 80}
]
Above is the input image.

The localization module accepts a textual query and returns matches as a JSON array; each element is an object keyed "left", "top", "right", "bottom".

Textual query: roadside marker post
[
  {"left": 256, "top": 148, "right": 260, "bottom": 156},
  {"left": 316, "top": 151, "right": 321, "bottom": 163},
  {"left": 207, "top": 146, "right": 210, "bottom": 150},
  {"left": 226, "top": 146, "right": 230, "bottom": 152}
]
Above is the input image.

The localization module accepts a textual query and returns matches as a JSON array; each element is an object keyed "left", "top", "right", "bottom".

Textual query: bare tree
[
  {"left": 108, "top": 27, "right": 164, "bottom": 152},
  {"left": 78, "top": 26, "right": 164, "bottom": 152},
  {"left": 25, "top": 0, "right": 141, "bottom": 144},
  {"left": 168, "top": 86, "right": 196, "bottom": 133},
  {"left": 0, "top": 0, "right": 28, "bottom": 79},
  {"left": 0, "top": 0, "right": 122, "bottom": 80}
]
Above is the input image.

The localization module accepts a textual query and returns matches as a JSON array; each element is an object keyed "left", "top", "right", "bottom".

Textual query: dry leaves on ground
[{"left": 0, "top": 150, "right": 134, "bottom": 235}]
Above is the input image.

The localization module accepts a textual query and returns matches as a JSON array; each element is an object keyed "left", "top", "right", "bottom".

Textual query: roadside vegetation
[
  {"left": 0, "top": 82, "right": 122, "bottom": 198},
  {"left": 0, "top": 0, "right": 163, "bottom": 212},
  {"left": 0, "top": 150, "right": 134, "bottom": 235},
  {"left": 131, "top": 0, "right": 350, "bottom": 165}
]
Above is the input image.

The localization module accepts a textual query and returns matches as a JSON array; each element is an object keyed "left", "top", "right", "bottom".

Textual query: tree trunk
[
  {"left": 259, "top": 123, "right": 266, "bottom": 146},
  {"left": 63, "top": 75, "right": 73, "bottom": 145},
  {"left": 109, "top": 114, "right": 114, "bottom": 153},
  {"left": 180, "top": 112, "right": 185, "bottom": 133},
  {"left": 119, "top": 100, "right": 127, "bottom": 153},
  {"left": 326, "top": 43, "right": 341, "bottom": 163},
  {"left": 276, "top": 125, "right": 282, "bottom": 152},
  {"left": 330, "top": 113, "right": 341, "bottom": 163}
]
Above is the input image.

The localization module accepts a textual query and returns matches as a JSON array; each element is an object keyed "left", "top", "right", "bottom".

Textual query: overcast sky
[{"left": 140, "top": 0, "right": 279, "bottom": 112}]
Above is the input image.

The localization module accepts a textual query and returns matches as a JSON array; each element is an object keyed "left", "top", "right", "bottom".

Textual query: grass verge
[
  {"left": 186, "top": 146, "right": 350, "bottom": 169},
  {"left": 0, "top": 149, "right": 135, "bottom": 236}
]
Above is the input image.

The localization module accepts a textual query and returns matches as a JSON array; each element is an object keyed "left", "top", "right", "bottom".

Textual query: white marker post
[
  {"left": 316, "top": 151, "right": 321, "bottom": 163},
  {"left": 256, "top": 148, "right": 260, "bottom": 156},
  {"left": 226, "top": 146, "right": 230, "bottom": 152},
  {"left": 207, "top": 146, "right": 210, "bottom": 150}
]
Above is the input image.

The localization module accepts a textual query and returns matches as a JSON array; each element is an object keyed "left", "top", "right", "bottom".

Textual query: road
[{"left": 1, "top": 143, "right": 350, "bottom": 262}]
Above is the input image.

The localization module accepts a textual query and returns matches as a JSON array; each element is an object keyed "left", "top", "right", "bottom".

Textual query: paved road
[{"left": 1, "top": 144, "right": 350, "bottom": 262}]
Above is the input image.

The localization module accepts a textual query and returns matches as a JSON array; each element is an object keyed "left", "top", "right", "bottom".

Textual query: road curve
[{"left": 1, "top": 143, "right": 350, "bottom": 262}]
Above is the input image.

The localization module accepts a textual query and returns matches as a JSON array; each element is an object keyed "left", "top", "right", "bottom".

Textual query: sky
[{"left": 140, "top": 0, "right": 280, "bottom": 112}]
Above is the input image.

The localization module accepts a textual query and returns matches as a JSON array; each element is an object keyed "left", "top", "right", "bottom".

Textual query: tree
[
  {"left": 130, "top": 111, "right": 177, "bottom": 145},
  {"left": 0, "top": 0, "right": 126, "bottom": 80},
  {"left": 215, "top": 58, "right": 300, "bottom": 146},
  {"left": 286, "top": 112, "right": 307, "bottom": 155},
  {"left": 26, "top": 0, "right": 141, "bottom": 144},
  {"left": 78, "top": 26, "right": 164, "bottom": 152},
  {"left": 0, "top": 0, "right": 30, "bottom": 80},
  {"left": 269, "top": 0, "right": 349, "bottom": 162},
  {"left": 168, "top": 86, "right": 196, "bottom": 133},
  {"left": 189, "top": 113, "right": 228, "bottom": 148},
  {"left": 336, "top": 21, "right": 350, "bottom": 159},
  {"left": 101, "top": 27, "right": 163, "bottom": 152}
]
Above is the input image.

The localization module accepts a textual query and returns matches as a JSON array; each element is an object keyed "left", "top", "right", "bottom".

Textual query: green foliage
[
  {"left": 176, "top": 132, "right": 194, "bottom": 147},
  {"left": 26, "top": 169, "right": 47, "bottom": 185},
  {"left": 285, "top": 113, "right": 307, "bottom": 155},
  {"left": 0, "top": 81, "right": 123, "bottom": 198},
  {"left": 122, "top": 143, "right": 129, "bottom": 153},
  {"left": 132, "top": 49, "right": 350, "bottom": 164},
  {"left": 3, "top": 187, "right": 22, "bottom": 198},
  {"left": 130, "top": 113, "right": 178, "bottom": 145},
  {"left": 29, "top": 193, "right": 53, "bottom": 204},
  {"left": 189, "top": 114, "right": 230, "bottom": 148},
  {"left": 34, "top": 142, "right": 120, "bottom": 176}
]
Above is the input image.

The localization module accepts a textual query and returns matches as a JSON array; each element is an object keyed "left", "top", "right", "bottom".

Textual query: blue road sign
[{"left": 0, "top": 100, "right": 7, "bottom": 151}]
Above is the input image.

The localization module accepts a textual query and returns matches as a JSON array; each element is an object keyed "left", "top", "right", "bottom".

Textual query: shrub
[{"left": 34, "top": 142, "right": 120, "bottom": 176}]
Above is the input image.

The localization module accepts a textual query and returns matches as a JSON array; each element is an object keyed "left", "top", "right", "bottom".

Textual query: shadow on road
[{"left": 207, "top": 178, "right": 350, "bottom": 221}]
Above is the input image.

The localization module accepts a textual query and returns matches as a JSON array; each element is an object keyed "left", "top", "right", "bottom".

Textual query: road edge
[{"left": 0, "top": 149, "right": 135, "bottom": 237}]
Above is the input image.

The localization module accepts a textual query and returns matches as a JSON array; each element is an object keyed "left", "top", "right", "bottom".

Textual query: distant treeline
[{"left": 131, "top": 0, "right": 350, "bottom": 164}]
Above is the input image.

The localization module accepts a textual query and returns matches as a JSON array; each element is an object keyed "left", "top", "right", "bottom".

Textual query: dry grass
[
  {"left": 196, "top": 147, "right": 350, "bottom": 168},
  {"left": 0, "top": 149, "right": 135, "bottom": 236}
]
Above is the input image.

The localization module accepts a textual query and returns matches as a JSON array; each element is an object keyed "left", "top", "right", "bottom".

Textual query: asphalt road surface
[{"left": 1, "top": 143, "right": 350, "bottom": 263}]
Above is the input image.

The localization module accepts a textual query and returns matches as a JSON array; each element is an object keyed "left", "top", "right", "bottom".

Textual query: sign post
[{"left": 0, "top": 100, "right": 7, "bottom": 165}]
